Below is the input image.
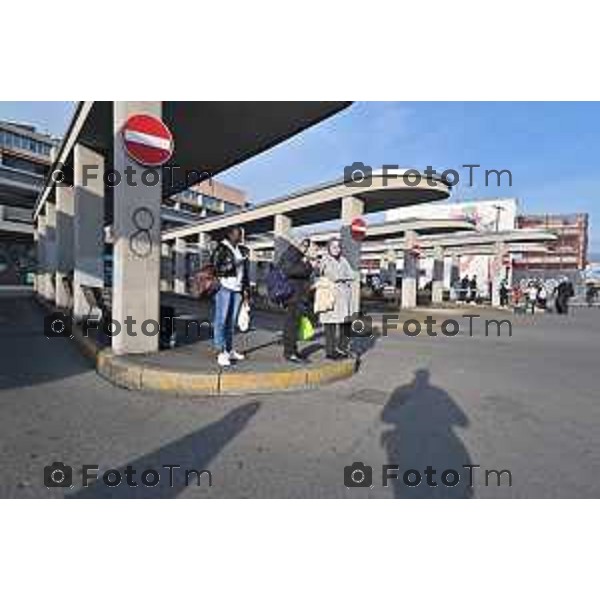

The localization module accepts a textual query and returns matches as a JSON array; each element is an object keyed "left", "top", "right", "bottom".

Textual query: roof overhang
[
  {"left": 163, "top": 173, "right": 452, "bottom": 240},
  {"left": 361, "top": 229, "right": 557, "bottom": 254},
  {"left": 245, "top": 217, "right": 473, "bottom": 250},
  {"left": 34, "top": 101, "right": 352, "bottom": 218}
]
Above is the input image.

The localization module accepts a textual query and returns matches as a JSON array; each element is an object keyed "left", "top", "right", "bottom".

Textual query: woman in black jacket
[
  {"left": 212, "top": 226, "right": 249, "bottom": 368},
  {"left": 278, "top": 238, "right": 313, "bottom": 363}
]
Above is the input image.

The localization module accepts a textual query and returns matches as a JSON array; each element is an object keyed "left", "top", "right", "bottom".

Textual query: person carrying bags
[{"left": 317, "top": 238, "right": 356, "bottom": 360}]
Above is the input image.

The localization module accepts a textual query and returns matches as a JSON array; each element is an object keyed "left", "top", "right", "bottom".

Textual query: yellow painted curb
[
  {"left": 219, "top": 368, "right": 307, "bottom": 394},
  {"left": 97, "top": 352, "right": 357, "bottom": 395},
  {"left": 142, "top": 368, "right": 219, "bottom": 395},
  {"left": 305, "top": 358, "right": 356, "bottom": 386},
  {"left": 36, "top": 296, "right": 357, "bottom": 395}
]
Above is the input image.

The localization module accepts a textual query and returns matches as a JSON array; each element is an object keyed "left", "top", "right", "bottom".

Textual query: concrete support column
[
  {"left": 491, "top": 241, "right": 506, "bottom": 308},
  {"left": 160, "top": 243, "right": 172, "bottom": 292},
  {"left": 198, "top": 232, "right": 211, "bottom": 268},
  {"left": 33, "top": 226, "right": 39, "bottom": 293},
  {"left": 449, "top": 252, "right": 460, "bottom": 287},
  {"left": 112, "top": 101, "right": 162, "bottom": 355},
  {"left": 274, "top": 213, "right": 292, "bottom": 263},
  {"left": 383, "top": 249, "right": 397, "bottom": 286},
  {"left": 248, "top": 247, "right": 258, "bottom": 287},
  {"left": 431, "top": 245, "right": 444, "bottom": 305},
  {"left": 174, "top": 237, "right": 187, "bottom": 294},
  {"left": 45, "top": 203, "right": 57, "bottom": 304},
  {"left": 36, "top": 214, "right": 48, "bottom": 299},
  {"left": 55, "top": 185, "right": 75, "bottom": 309},
  {"left": 341, "top": 196, "right": 364, "bottom": 314},
  {"left": 402, "top": 230, "right": 418, "bottom": 309},
  {"left": 73, "top": 143, "right": 105, "bottom": 321}
]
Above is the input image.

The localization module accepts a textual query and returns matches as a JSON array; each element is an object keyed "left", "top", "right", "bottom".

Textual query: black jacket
[
  {"left": 212, "top": 242, "right": 249, "bottom": 291},
  {"left": 279, "top": 245, "right": 312, "bottom": 297}
]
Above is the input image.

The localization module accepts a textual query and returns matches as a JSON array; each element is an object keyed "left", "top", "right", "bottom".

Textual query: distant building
[
  {"left": 161, "top": 179, "right": 248, "bottom": 230},
  {"left": 514, "top": 213, "right": 589, "bottom": 273},
  {"left": 0, "top": 121, "right": 59, "bottom": 284}
]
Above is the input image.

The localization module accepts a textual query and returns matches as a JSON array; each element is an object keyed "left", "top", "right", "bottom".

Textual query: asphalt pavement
[{"left": 1, "top": 289, "right": 599, "bottom": 498}]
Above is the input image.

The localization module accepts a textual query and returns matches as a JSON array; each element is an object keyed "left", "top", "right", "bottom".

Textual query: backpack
[
  {"left": 193, "top": 264, "right": 219, "bottom": 297},
  {"left": 266, "top": 265, "right": 294, "bottom": 304}
]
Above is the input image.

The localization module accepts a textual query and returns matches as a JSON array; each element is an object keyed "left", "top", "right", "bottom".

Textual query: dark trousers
[
  {"left": 324, "top": 322, "right": 351, "bottom": 357},
  {"left": 283, "top": 297, "right": 303, "bottom": 357}
]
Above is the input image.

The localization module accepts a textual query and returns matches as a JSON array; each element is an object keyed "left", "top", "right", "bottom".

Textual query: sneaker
[
  {"left": 285, "top": 353, "right": 308, "bottom": 364},
  {"left": 217, "top": 351, "right": 231, "bottom": 367},
  {"left": 229, "top": 350, "right": 246, "bottom": 361}
]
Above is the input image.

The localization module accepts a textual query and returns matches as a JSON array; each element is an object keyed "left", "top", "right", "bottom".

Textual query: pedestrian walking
[
  {"left": 527, "top": 281, "right": 538, "bottom": 314},
  {"left": 499, "top": 280, "right": 509, "bottom": 307},
  {"left": 537, "top": 284, "right": 548, "bottom": 310},
  {"left": 555, "top": 277, "right": 574, "bottom": 314}
]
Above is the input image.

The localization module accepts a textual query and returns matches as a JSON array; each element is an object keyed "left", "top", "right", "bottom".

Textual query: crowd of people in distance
[
  {"left": 208, "top": 226, "right": 357, "bottom": 368},
  {"left": 456, "top": 275, "right": 479, "bottom": 303},
  {"left": 509, "top": 277, "right": 574, "bottom": 314}
]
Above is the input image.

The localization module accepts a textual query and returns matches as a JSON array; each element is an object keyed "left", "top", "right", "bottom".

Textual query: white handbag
[{"left": 237, "top": 300, "right": 251, "bottom": 332}]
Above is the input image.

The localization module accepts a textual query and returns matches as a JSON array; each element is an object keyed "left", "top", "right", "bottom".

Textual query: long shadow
[
  {"left": 68, "top": 402, "right": 260, "bottom": 499},
  {"left": 381, "top": 369, "right": 473, "bottom": 498},
  {"left": 0, "top": 293, "right": 90, "bottom": 391}
]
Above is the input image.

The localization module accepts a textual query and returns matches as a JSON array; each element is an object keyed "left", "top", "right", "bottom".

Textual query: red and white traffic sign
[
  {"left": 121, "top": 114, "right": 174, "bottom": 167},
  {"left": 351, "top": 217, "right": 367, "bottom": 241}
]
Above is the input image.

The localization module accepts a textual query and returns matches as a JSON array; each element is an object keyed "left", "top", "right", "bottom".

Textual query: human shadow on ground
[
  {"left": 381, "top": 369, "right": 473, "bottom": 498},
  {"left": 68, "top": 402, "right": 260, "bottom": 499}
]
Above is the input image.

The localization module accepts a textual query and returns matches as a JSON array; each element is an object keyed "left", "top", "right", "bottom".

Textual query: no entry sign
[
  {"left": 122, "top": 114, "right": 174, "bottom": 167},
  {"left": 351, "top": 217, "right": 367, "bottom": 241}
]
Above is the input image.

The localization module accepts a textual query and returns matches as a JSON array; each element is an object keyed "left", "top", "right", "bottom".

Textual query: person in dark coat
[
  {"left": 499, "top": 280, "right": 509, "bottom": 307},
  {"left": 460, "top": 275, "right": 469, "bottom": 302},
  {"left": 212, "top": 226, "right": 250, "bottom": 367},
  {"left": 278, "top": 237, "right": 313, "bottom": 363},
  {"left": 555, "top": 278, "right": 574, "bottom": 314},
  {"left": 469, "top": 275, "right": 478, "bottom": 303}
]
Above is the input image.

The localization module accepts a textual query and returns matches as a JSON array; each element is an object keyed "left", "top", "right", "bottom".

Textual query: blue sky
[{"left": 1, "top": 101, "right": 598, "bottom": 251}]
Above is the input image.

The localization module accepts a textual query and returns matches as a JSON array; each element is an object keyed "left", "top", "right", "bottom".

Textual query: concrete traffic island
[
  {"left": 95, "top": 341, "right": 356, "bottom": 396},
  {"left": 34, "top": 290, "right": 357, "bottom": 396},
  {"left": 65, "top": 316, "right": 357, "bottom": 395}
]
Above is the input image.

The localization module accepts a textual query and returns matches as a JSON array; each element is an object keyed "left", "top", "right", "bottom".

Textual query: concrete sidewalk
[{"left": 64, "top": 299, "right": 358, "bottom": 395}]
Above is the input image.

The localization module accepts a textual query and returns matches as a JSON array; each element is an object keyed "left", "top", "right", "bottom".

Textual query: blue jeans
[{"left": 213, "top": 286, "right": 242, "bottom": 352}]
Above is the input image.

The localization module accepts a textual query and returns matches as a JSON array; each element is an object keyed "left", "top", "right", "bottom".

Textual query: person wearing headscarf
[{"left": 319, "top": 238, "right": 356, "bottom": 360}]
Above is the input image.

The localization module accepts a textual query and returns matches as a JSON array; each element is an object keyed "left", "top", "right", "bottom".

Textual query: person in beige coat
[{"left": 318, "top": 239, "right": 357, "bottom": 359}]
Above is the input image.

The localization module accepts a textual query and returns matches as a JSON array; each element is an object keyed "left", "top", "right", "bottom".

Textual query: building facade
[
  {"left": 0, "top": 121, "right": 59, "bottom": 284},
  {"left": 514, "top": 213, "right": 589, "bottom": 273},
  {"left": 161, "top": 179, "right": 248, "bottom": 230}
]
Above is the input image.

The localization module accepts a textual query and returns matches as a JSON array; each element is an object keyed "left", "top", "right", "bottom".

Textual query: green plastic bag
[{"left": 298, "top": 315, "right": 315, "bottom": 341}]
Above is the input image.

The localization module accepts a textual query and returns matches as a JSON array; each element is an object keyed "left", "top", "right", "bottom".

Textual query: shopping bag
[
  {"left": 298, "top": 315, "right": 315, "bottom": 341},
  {"left": 237, "top": 300, "right": 251, "bottom": 332}
]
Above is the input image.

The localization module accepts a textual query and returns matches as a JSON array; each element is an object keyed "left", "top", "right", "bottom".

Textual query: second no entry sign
[{"left": 351, "top": 217, "right": 367, "bottom": 241}]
